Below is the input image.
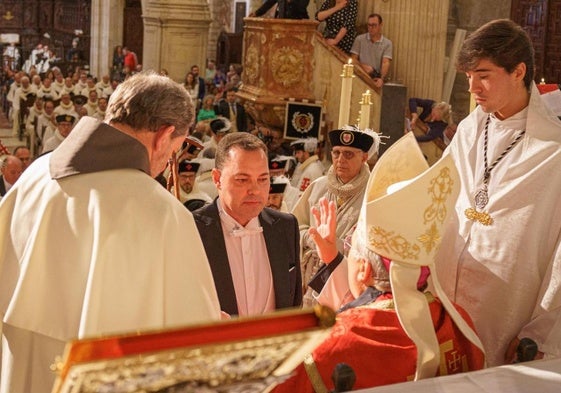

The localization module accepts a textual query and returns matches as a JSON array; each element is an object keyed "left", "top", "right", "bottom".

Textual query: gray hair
[
  {"left": 433, "top": 101, "right": 453, "bottom": 125},
  {"left": 105, "top": 71, "right": 195, "bottom": 137},
  {"left": 349, "top": 226, "right": 391, "bottom": 292}
]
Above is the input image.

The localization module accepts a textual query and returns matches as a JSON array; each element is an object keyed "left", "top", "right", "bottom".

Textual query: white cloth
[
  {"left": 73, "top": 81, "right": 88, "bottom": 96},
  {"left": 436, "top": 83, "right": 561, "bottom": 366},
  {"left": 194, "top": 158, "right": 218, "bottom": 200},
  {"left": 290, "top": 155, "right": 324, "bottom": 195},
  {"left": 173, "top": 182, "right": 213, "bottom": 205},
  {"left": 52, "top": 80, "right": 65, "bottom": 95},
  {"left": 41, "top": 128, "right": 65, "bottom": 153},
  {"left": 357, "top": 357, "right": 561, "bottom": 393},
  {"left": 53, "top": 102, "right": 78, "bottom": 118},
  {"left": 36, "top": 113, "right": 56, "bottom": 142},
  {"left": 217, "top": 200, "right": 275, "bottom": 316},
  {"left": 0, "top": 136, "right": 221, "bottom": 392}
]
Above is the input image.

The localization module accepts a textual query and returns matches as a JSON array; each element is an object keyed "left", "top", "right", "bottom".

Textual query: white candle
[
  {"left": 358, "top": 90, "right": 372, "bottom": 129},
  {"left": 338, "top": 59, "right": 354, "bottom": 128}
]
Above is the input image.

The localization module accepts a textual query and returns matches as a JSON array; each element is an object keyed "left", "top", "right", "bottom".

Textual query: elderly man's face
[
  {"left": 212, "top": 147, "right": 270, "bottom": 226},
  {"left": 331, "top": 146, "right": 368, "bottom": 184},
  {"left": 2, "top": 157, "right": 24, "bottom": 184}
]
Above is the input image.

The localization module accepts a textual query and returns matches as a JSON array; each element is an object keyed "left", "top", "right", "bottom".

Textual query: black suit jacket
[
  {"left": 214, "top": 100, "right": 248, "bottom": 132},
  {"left": 0, "top": 176, "right": 7, "bottom": 196},
  {"left": 193, "top": 200, "right": 302, "bottom": 315},
  {"left": 196, "top": 76, "right": 206, "bottom": 101},
  {"left": 254, "top": 0, "right": 309, "bottom": 19}
]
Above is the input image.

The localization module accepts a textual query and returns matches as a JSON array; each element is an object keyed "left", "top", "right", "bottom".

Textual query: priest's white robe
[
  {"left": 436, "top": 83, "right": 561, "bottom": 366},
  {"left": 0, "top": 118, "right": 221, "bottom": 393}
]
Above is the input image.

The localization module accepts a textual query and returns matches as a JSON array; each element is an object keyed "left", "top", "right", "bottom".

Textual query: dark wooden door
[
  {"left": 545, "top": 0, "right": 561, "bottom": 82},
  {"left": 123, "top": 0, "right": 143, "bottom": 64},
  {"left": 511, "top": 0, "right": 561, "bottom": 83}
]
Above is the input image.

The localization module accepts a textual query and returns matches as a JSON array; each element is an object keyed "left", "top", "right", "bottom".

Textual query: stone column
[
  {"left": 207, "top": 0, "right": 234, "bottom": 62},
  {"left": 142, "top": 0, "right": 212, "bottom": 82},
  {"left": 90, "top": 0, "right": 124, "bottom": 79}
]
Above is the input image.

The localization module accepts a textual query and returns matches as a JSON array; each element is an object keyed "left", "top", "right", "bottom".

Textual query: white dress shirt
[{"left": 217, "top": 199, "right": 275, "bottom": 316}]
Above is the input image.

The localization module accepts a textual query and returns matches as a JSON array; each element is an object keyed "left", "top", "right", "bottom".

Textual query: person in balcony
[
  {"left": 250, "top": 0, "right": 309, "bottom": 20},
  {"left": 316, "top": 0, "right": 358, "bottom": 55}
]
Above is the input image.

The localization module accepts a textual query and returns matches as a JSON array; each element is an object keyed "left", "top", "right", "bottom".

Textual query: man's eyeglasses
[
  {"left": 367, "top": 23, "right": 379, "bottom": 28},
  {"left": 331, "top": 150, "right": 358, "bottom": 160}
]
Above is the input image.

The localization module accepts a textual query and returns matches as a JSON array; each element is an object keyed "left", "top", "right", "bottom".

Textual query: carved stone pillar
[
  {"left": 207, "top": 0, "right": 233, "bottom": 62},
  {"left": 142, "top": 0, "right": 211, "bottom": 82},
  {"left": 238, "top": 18, "right": 319, "bottom": 128},
  {"left": 90, "top": 0, "right": 124, "bottom": 79}
]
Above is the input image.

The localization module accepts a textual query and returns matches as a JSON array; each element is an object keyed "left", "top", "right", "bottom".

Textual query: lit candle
[
  {"left": 358, "top": 90, "right": 372, "bottom": 129},
  {"left": 338, "top": 59, "right": 354, "bottom": 128}
]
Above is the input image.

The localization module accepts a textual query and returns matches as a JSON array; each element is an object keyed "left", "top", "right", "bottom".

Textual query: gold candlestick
[{"left": 358, "top": 90, "right": 372, "bottom": 129}]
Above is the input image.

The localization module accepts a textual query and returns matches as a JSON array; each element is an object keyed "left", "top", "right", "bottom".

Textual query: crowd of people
[{"left": 1, "top": 17, "right": 560, "bottom": 393}]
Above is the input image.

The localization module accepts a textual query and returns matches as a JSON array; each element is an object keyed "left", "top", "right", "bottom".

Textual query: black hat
[
  {"left": 328, "top": 128, "right": 374, "bottom": 152},
  {"left": 184, "top": 199, "right": 207, "bottom": 212},
  {"left": 72, "top": 94, "right": 87, "bottom": 105},
  {"left": 55, "top": 114, "right": 76, "bottom": 124},
  {"left": 181, "top": 136, "right": 204, "bottom": 155},
  {"left": 268, "top": 159, "right": 288, "bottom": 171},
  {"left": 178, "top": 160, "right": 200, "bottom": 174},
  {"left": 269, "top": 182, "right": 287, "bottom": 194},
  {"left": 209, "top": 117, "right": 231, "bottom": 135},
  {"left": 290, "top": 137, "right": 318, "bottom": 153}
]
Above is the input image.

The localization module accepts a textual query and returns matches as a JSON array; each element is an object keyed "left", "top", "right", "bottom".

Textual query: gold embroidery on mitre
[
  {"left": 368, "top": 166, "right": 455, "bottom": 256},
  {"left": 416, "top": 222, "right": 441, "bottom": 253},
  {"left": 424, "top": 167, "right": 454, "bottom": 224},
  {"left": 464, "top": 208, "right": 493, "bottom": 225},
  {"left": 368, "top": 226, "right": 421, "bottom": 260}
]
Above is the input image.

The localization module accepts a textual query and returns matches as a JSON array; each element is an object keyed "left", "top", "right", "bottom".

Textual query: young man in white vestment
[
  {"left": 0, "top": 72, "right": 221, "bottom": 393},
  {"left": 436, "top": 19, "right": 561, "bottom": 366}
]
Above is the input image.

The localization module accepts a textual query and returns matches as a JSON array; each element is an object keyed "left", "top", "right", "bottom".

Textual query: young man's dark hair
[{"left": 456, "top": 19, "right": 535, "bottom": 89}]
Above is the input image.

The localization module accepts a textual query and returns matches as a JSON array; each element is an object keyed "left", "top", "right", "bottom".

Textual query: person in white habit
[
  {"left": 0, "top": 72, "right": 221, "bottom": 393},
  {"left": 289, "top": 137, "right": 324, "bottom": 195}
]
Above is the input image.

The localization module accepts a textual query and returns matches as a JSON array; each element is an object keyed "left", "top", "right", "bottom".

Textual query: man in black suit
[
  {"left": 193, "top": 132, "right": 302, "bottom": 316},
  {"left": 214, "top": 87, "right": 248, "bottom": 132},
  {"left": 190, "top": 64, "right": 206, "bottom": 102}
]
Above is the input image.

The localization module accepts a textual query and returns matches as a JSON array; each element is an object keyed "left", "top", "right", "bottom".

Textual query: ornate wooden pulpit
[{"left": 238, "top": 18, "right": 319, "bottom": 129}]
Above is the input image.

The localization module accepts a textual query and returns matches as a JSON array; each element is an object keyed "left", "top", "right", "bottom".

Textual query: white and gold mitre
[{"left": 359, "top": 132, "right": 485, "bottom": 380}]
